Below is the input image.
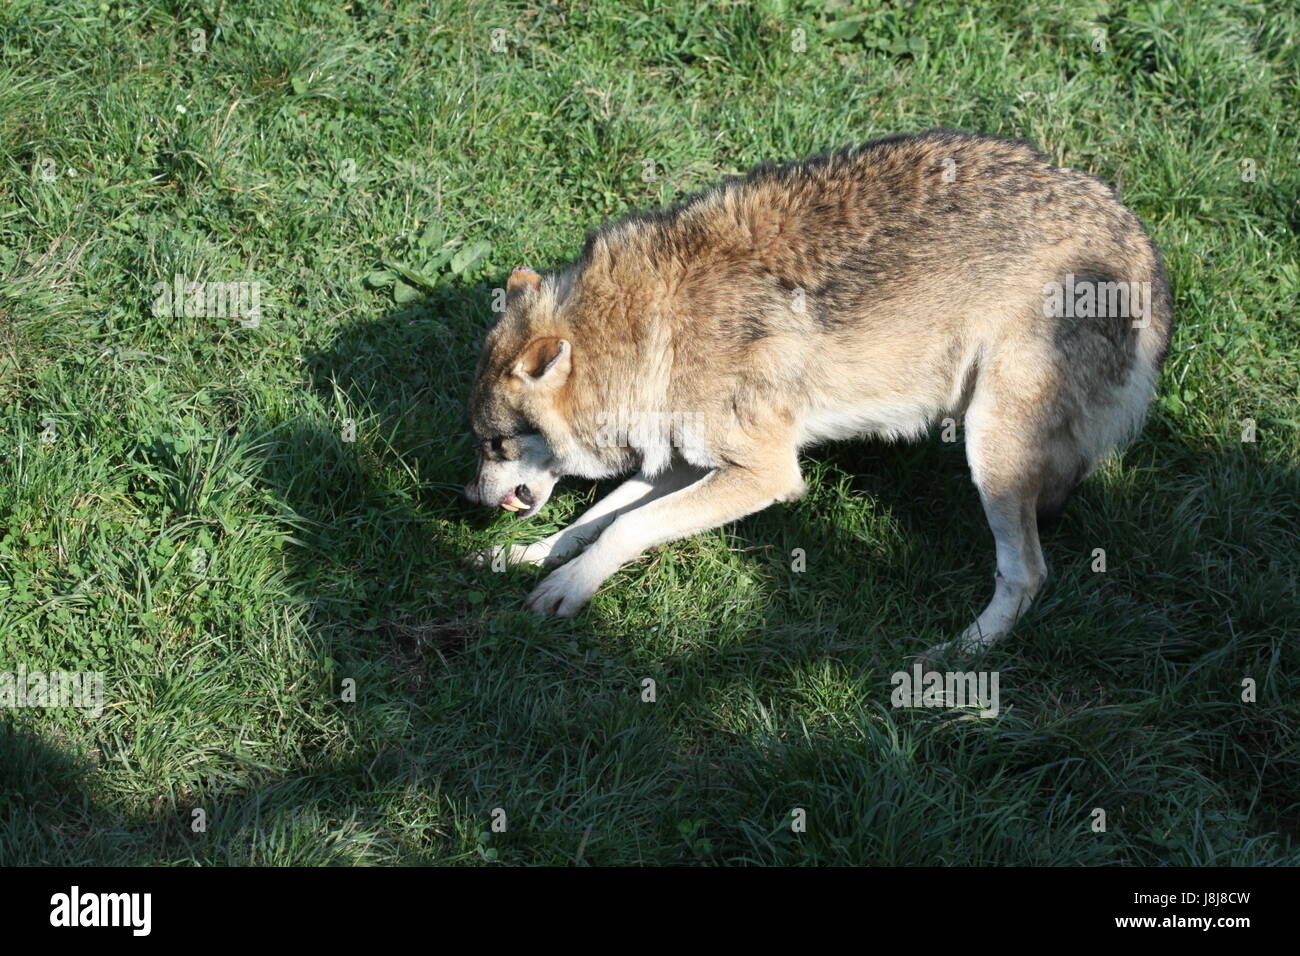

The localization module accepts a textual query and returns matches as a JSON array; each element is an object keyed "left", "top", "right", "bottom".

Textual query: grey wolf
[{"left": 464, "top": 129, "right": 1173, "bottom": 652}]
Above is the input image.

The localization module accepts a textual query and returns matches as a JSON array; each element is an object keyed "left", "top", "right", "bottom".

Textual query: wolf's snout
[
  {"left": 500, "top": 484, "right": 534, "bottom": 513},
  {"left": 464, "top": 482, "right": 480, "bottom": 504}
]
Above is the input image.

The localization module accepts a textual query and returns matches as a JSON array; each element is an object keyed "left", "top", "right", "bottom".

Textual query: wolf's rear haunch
[{"left": 467, "top": 129, "right": 1173, "bottom": 649}]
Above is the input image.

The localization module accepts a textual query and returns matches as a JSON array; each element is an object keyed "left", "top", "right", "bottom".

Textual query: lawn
[{"left": 0, "top": 0, "right": 1296, "bottom": 865}]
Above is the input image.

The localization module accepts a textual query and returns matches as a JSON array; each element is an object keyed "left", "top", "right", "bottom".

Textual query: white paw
[{"left": 525, "top": 555, "right": 612, "bottom": 617}]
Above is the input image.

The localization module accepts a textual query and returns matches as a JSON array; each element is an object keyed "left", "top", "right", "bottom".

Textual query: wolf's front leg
[
  {"left": 526, "top": 446, "right": 805, "bottom": 617},
  {"left": 472, "top": 462, "right": 703, "bottom": 569}
]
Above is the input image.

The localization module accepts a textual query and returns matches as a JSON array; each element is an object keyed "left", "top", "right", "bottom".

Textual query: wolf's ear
[
  {"left": 507, "top": 266, "right": 542, "bottom": 296},
  {"left": 513, "top": 337, "right": 571, "bottom": 387}
]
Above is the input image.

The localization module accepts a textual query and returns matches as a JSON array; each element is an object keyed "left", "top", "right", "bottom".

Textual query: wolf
[{"left": 464, "top": 129, "right": 1173, "bottom": 652}]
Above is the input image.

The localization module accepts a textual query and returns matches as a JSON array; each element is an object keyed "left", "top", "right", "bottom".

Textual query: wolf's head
[{"left": 464, "top": 266, "right": 576, "bottom": 519}]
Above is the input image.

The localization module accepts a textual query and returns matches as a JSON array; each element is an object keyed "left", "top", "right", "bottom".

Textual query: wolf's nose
[{"left": 498, "top": 485, "right": 534, "bottom": 513}]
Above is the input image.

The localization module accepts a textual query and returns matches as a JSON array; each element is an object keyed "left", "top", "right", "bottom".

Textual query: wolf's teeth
[{"left": 501, "top": 502, "right": 522, "bottom": 512}]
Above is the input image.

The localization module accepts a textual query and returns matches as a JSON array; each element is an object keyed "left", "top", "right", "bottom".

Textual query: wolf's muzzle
[{"left": 499, "top": 485, "right": 534, "bottom": 513}]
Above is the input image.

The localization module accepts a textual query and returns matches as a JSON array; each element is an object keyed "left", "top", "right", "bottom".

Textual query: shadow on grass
[{"left": 4, "top": 276, "right": 1297, "bottom": 864}]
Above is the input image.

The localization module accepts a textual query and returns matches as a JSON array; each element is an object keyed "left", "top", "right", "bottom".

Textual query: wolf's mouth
[{"left": 499, "top": 484, "right": 535, "bottom": 514}]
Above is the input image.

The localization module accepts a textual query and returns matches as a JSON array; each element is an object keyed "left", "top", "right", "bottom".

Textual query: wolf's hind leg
[
  {"left": 937, "top": 372, "right": 1056, "bottom": 655},
  {"left": 955, "top": 489, "right": 1046, "bottom": 652}
]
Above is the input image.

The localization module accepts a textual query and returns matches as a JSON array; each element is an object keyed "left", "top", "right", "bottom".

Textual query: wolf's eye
[{"left": 484, "top": 435, "right": 519, "bottom": 461}]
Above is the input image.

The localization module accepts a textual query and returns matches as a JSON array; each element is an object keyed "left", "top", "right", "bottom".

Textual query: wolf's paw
[
  {"left": 916, "top": 641, "right": 963, "bottom": 672},
  {"left": 919, "top": 622, "right": 1002, "bottom": 667},
  {"left": 525, "top": 556, "right": 609, "bottom": 617}
]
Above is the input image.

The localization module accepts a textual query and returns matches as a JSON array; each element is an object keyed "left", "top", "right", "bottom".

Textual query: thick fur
[{"left": 465, "top": 129, "right": 1173, "bottom": 650}]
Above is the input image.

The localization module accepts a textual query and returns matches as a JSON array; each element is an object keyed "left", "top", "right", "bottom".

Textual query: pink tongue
[{"left": 501, "top": 491, "right": 523, "bottom": 510}]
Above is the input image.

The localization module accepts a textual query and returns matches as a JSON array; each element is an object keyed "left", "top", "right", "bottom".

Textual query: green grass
[{"left": 0, "top": 0, "right": 1296, "bottom": 865}]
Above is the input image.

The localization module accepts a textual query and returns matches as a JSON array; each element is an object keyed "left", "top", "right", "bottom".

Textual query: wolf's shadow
[
  {"left": 276, "top": 281, "right": 1297, "bottom": 861},
  {"left": 5, "top": 277, "right": 1296, "bottom": 864}
]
